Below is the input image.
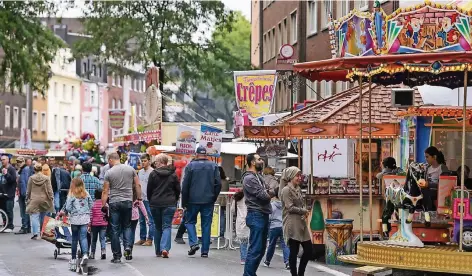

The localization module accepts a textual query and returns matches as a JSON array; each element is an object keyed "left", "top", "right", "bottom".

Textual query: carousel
[{"left": 289, "top": 0, "right": 472, "bottom": 274}]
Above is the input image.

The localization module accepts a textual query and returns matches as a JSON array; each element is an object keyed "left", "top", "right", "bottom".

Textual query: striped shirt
[
  {"left": 80, "top": 174, "right": 102, "bottom": 201},
  {"left": 91, "top": 200, "right": 108, "bottom": 226}
]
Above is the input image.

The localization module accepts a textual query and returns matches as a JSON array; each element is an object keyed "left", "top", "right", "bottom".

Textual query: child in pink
[
  {"left": 131, "top": 186, "right": 149, "bottom": 254},
  {"left": 90, "top": 189, "right": 108, "bottom": 260}
]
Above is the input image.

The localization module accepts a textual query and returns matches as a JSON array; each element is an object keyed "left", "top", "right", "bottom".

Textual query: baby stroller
[{"left": 53, "top": 225, "right": 72, "bottom": 259}]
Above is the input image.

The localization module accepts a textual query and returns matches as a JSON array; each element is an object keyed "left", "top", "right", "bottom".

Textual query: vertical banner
[
  {"left": 108, "top": 109, "right": 126, "bottom": 130},
  {"left": 130, "top": 105, "right": 137, "bottom": 133},
  {"left": 19, "top": 128, "right": 32, "bottom": 149},
  {"left": 234, "top": 70, "right": 277, "bottom": 119},
  {"left": 176, "top": 124, "right": 198, "bottom": 154},
  {"left": 200, "top": 124, "right": 223, "bottom": 157}
]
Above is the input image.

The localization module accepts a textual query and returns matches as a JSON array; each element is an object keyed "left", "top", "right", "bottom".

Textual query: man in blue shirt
[
  {"left": 16, "top": 157, "right": 31, "bottom": 234},
  {"left": 80, "top": 162, "right": 102, "bottom": 201}
]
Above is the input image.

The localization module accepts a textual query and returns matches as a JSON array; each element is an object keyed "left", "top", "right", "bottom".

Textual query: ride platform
[{"left": 339, "top": 241, "right": 472, "bottom": 275}]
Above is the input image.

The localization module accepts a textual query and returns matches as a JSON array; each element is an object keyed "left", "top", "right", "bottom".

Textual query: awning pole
[
  {"left": 359, "top": 76, "right": 364, "bottom": 243},
  {"left": 460, "top": 69, "right": 468, "bottom": 252},
  {"left": 298, "top": 139, "right": 301, "bottom": 169},
  {"left": 310, "top": 139, "right": 314, "bottom": 195},
  {"left": 368, "top": 77, "right": 373, "bottom": 241}
]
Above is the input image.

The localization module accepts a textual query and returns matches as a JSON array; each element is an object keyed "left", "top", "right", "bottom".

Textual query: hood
[
  {"left": 242, "top": 171, "right": 260, "bottom": 180},
  {"left": 272, "top": 200, "right": 282, "bottom": 209},
  {"left": 31, "top": 173, "right": 49, "bottom": 186},
  {"left": 154, "top": 166, "right": 175, "bottom": 177}
]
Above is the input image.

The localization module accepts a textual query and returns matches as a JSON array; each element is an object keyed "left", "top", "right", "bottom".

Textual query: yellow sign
[
  {"left": 196, "top": 204, "right": 220, "bottom": 238},
  {"left": 234, "top": 70, "right": 277, "bottom": 119}
]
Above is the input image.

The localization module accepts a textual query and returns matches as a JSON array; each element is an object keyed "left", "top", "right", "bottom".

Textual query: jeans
[
  {"left": 31, "top": 212, "right": 47, "bottom": 235},
  {"left": 18, "top": 196, "right": 30, "bottom": 230},
  {"left": 243, "top": 211, "right": 269, "bottom": 276},
  {"left": 90, "top": 226, "right": 107, "bottom": 253},
  {"left": 109, "top": 200, "right": 132, "bottom": 259},
  {"left": 1, "top": 198, "right": 14, "bottom": 229},
  {"left": 265, "top": 227, "right": 290, "bottom": 264},
  {"left": 152, "top": 206, "right": 177, "bottom": 254},
  {"left": 176, "top": 213, "right": 187, "bottom": 239},
  {"left": 54, "top": 191, "right": 60, "bottom": 214},
  {"left": 71, "top": 224, "right": 89, "bottom": 259},
  {"left": 130, "top": 219, "right": 139, "bottom": 250},
  {"left": 288, "top": 239, "right": 313, "bottom": 276},
  {"left": 139, "top": 201, "right": 154, "bottom": 241},
  {"left": 185, "top": 203, "right": 214, "bottom": 254},
  {"left": 240, "top": 239, "right": 249, "bottom": 261}
]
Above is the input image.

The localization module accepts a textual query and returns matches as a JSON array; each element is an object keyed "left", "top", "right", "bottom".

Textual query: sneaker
[
  {"left": 240, "top": 260, "right": 245, "bottom": 265},
  {"left": 156, "top": 253, "right": 162, "bottom": 258},
  {"left": 174, "top": 238, "right": 186, "bottom": 244},
  {"left": 31, "top": 234, "right": 39, "bottom": 240},
  {"left": 124, "top": 248, "right": 132, "bottom": 260},
  {"left": 134, "top": 240, "right": 145, "bottom": 246},
  {"left": 201, "top": 253, "right": 208, "bottom": 258},
  {"left": 188, "top": 244, "right": 200, "bottom": 256},
  {"left": 15, "top": 228, "right": 28, "bottom": 235},
  {"left": 3, "top": 228, "right": 12, "bottom": 233},
  {"left": 162, "top": 250, "right": 169, "bottom": 258},
  {"left": 143, "top": 239, "right": 153, "bottom": 246},
  {"left": 101, "top": 249, "right": 106, "bottom": 260},
  {"left": 69, "top": 259, "right": 77, "bottom": 271},
  {"left": 89, "top": 253, "right": 95, "bottom": 260},
  {"left": 285, "top": 263, "right": 290, "bottom": 270},
  {"left": 110, "top": 258, "right": 121, "bottom": 264},
  {"left": 263, "top": 261, "right": 270, "bottom": 267},
  {"left": 81, "top": 255, "right": 88, "bottom": 275}
]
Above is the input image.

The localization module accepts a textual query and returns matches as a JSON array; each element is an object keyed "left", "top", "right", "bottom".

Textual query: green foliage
[
  {"left": 0, "top": 1, "right": 65, "bottom": 94},
  {"left": 72, "top": 0, "right": 233, "bottom": 84}
]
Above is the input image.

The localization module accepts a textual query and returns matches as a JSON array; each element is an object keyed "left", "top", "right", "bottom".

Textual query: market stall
[{"left": 282, "top": 0, "right": 472, "bottom": 273}]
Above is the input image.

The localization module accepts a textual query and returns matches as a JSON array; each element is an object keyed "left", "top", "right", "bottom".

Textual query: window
[
  {"left": 337, "top": 0, "right": 349, "bottom": 19},
  {"left": 98, "top": 65, "right": 102, "bottom": 77},
  {"left": 95, "top": 120, "right": 99, "bottom": 135},
  {"left": 21, "top": 108, "right": 26, "bottom": 129},
  {"left": 64, "top": 116, "right": 68, "bottom": 131},
  {"left": 119, "top": 76, "right": 123, "bottom": 87},
  {"left": 271, "top": 28, "right": 276, "bottom": 58},
  {"left": 263, "top": 33, "right": 268, "bottom": 62},
  {"left": 290, "top": 11, "right": 297, "bottom": 44},
  {"left": 4, "top": 105, "right": 10, "bottom": 128},
  {"left": 92, "top": 65, "right": 97, "bottom": 76},
  {"left": 41, "top": 112, "right": 46, "bottom": 132},
  {"left": 71, "top": 86, "right": 75, "bottom": 101},
  {"left": 321, "top": 0, "right": 333, "bottom": 28},
  {"left": 112, "top": 99, "right": 116, "bottom": 109},
  {"left": 141, "top": 104, "right": 144, "bottom": 116},
  {"left": 91, "top": 90, "right": 95, "bottom": 106},
  {"left": 307, "top": 1, "right": 318, "bottom": 35},
  {"left": 282, "top": 18, "right": 288, "bottom": 44},
  {"left": 82, "top": 62, "right": 87, "bottom": 75},
  {"left": 53, "top": 114, "right": 57, "bottom": 133},
  {"left": 62, "top": 84, "right": 66, "bottom": 101},
  {"left": 143, "top": 80, "right": 146, "bottom": 91},
  {"left": 131, "top": 78, "right": 135, "bottom": 90},
  {"left": 54, "top": 82, "right": 58, "bottom": 98},
  {"left": 84, "top": 89, "right": 88, "bottom": 107},
  {"left": 112, "top": 73, "right": 116, "bottom": 86},
  {"left": 33, "top": 111, "right": 38, "bottom": 131},
  {"left": 13, "top": 107, "right": 19, "bottom": 129},
  {"left": 139, "top": 104, "right": 143, "bottom": 116},
  {"left": 356, "top": 0, "right": 368, "bottom": 11},
  {"left": 118, "top": 99, "right": 122, "bottom": 109},
  {"left": 71, "top": 116, "right": 75, "bottom": 132}
]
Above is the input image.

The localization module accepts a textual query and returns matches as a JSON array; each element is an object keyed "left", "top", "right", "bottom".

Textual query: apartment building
[{"left": 252, "top": 0, "right": 398, "bottom": 113}]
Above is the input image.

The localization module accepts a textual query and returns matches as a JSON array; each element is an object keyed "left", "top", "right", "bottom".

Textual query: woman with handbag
[{"left": 26, "top": 163, "right": 54, "bottom": 240}]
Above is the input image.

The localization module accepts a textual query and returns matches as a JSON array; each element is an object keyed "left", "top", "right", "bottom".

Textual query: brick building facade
[{"left": 252, "top": 0, "right": 399, "bottom": 113}]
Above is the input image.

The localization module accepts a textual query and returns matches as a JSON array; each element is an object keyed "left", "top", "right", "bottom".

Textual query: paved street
[{"left": 0, "top": 205, "right": 354, "bottom": 276}]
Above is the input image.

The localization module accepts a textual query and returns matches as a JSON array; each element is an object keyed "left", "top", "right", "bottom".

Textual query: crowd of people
[{"left": 1, "top": 147, "right": 322, "bottom": 276}]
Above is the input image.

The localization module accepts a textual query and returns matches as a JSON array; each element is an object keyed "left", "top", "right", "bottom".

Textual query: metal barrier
[{"left": 216, "top": 191, "right": 237, "bottom": 250}]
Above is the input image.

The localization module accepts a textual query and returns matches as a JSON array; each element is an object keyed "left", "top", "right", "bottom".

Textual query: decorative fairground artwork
[
  {"left": 325, "top": 219, "right": 354, "bottom": 265},
  {"left": 336, "top": 12, "right": 375, "bottom": 57}
]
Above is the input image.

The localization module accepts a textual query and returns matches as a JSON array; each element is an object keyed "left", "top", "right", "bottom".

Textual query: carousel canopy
[{"left": 294, "top": 1, "right": 472, "bottom": 89}]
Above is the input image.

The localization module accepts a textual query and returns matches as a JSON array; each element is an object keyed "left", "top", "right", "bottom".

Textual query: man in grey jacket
[{"left": 242, "top": 153, "right": 275, "bottom": 276}]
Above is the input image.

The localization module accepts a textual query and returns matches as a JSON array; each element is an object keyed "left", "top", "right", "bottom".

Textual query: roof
[
  {"left": 273, "top": 84, "right": 423, "bottom": 125},
  {"left": 397, "top": 106, "right": 472, "bottom": 118}
]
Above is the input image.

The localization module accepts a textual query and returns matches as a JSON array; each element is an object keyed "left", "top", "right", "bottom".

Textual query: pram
[{"left": 53, "top": 225, "right": 73, "bottom": 259}]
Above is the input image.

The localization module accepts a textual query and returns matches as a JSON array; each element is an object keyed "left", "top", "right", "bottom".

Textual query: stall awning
[
  {"left": 46, "top": 150, "right": 66, "bottom": 157},
  {"left": 397, "top": 106, "right": 472, "bottom": 118}
]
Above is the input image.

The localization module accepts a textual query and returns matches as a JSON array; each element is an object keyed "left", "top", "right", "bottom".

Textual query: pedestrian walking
[
  {"left": 130, "top": 184, "right": 149, "bottom": 256},
  {"left": 101, "top": 153, "right": 142, "bottom": 263},
  {"left": 63, "top": 178, "right": 93, "bottom": 272},
  {"left": 71, "top": 164, "right": 82, "bottom": 179},
  {"left": 230, "top": 191, "right": 249, "bottom": 265},
  {"left": 0, "top": 155, "right": 17, "bottom": 233},
  {"left": 264, "top": 187, "right": 290, "bottom": 269},
  {"left": 181, "top": 146, "right": 221, "bottom": 257},
  {"left": 135, "top": 153, "right": 155, "bottom": 247},
  {"left": 26, "top": 163, "right": 54, "bottom": 240},
  {"left": 90, "top": 189, "right": 108, "bottom": 260},
  {"left": 16, "top": 157, "right": 32, "bottom": 234},
  {"left": 80, "top": 162, "right": 102, "bottom": 201},
  {"left": 242, "top": 153, "right": 275, "bottom": 276},
  {"left": 280, "top": 166, "right": 313, "bottom": 276},
  {"left": 147, "top": 153, "right": 180, "bottom": 258}
]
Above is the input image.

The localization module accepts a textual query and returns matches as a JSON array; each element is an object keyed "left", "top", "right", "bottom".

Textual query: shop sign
[
  {"left": 175, "top": 124, "right": 198, "bottom": 155},
  {"left": 108, "top": 109, "right": 126, "bottom": 130},
  {"left": 234, "top": 70, "right": 277, "bottom": 119},
  {"left": 200, "top": 124, "right": 223, "bottom": 157},
  {"left": 303, "top": 139, "right": 355, "bottom": 178},
  {"left": 113, "top": 130, "right": 161, "bottom": 144}
]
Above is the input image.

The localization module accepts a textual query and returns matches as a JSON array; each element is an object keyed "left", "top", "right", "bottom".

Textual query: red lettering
[
  {"left": 249, "top": 85, "right": 255, "bottom": 102},
  {"left": 262, "top": 85, "right": 269, "bottom": 101},
  {"left": 269, "top": 85, "right": 274, "bottom": 100},
  {"left": 237, "top": 83, "right": 244, "bottom": 101}
]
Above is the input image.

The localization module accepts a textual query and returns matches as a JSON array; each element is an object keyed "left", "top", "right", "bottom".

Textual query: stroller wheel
[{"left": 54, "top": 249, "right": 58, "bottom": 259}]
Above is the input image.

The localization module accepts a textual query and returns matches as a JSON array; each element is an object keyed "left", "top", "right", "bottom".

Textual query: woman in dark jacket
[{"left": 147, "top": 153, "right": 181, "bottom": 258}]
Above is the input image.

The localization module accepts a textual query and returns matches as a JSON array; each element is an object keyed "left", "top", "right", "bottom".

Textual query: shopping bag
[
  {"left": 172, "top": 208, "right": 184, "bottom": 226},
  {"left": 41, "top": 216, "right": 69, "bottom": 243}
]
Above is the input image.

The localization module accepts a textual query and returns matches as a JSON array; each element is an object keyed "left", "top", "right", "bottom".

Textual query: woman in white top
[
  {"left": 423, "top": 146, "right": 449, "bottom": 211},
  {"left": 231, "top": 191, "right": 249, "bottom": 265}
]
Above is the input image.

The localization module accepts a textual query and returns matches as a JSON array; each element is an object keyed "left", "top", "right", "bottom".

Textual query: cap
[
  {"left": 196, "top": 146, "right": 207, "bottom": 155},
  {"left": 16, "top": 157, "right": 25, "bottom": 163}
]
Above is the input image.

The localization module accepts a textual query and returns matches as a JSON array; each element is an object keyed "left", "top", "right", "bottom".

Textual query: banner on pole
[
  {"left": 200, "top": 124, "right": 223, "bottom": 157},
  {"left": 176, "top": 124, "right": 198, "bottom": 154},
  {"left": 234, "top": 70, "right": 277, "bottom": 119},
  {"left": 108, "top": 109, "right": 126, "bottom": 130}
]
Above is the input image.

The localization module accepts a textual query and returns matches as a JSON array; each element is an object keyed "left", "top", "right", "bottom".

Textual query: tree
[
  {"left": 0, "top": 1, "right": 65, "bottom": 93},
  {"left": 72, "top": 1, "right": 233, "bottom": 88}
]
